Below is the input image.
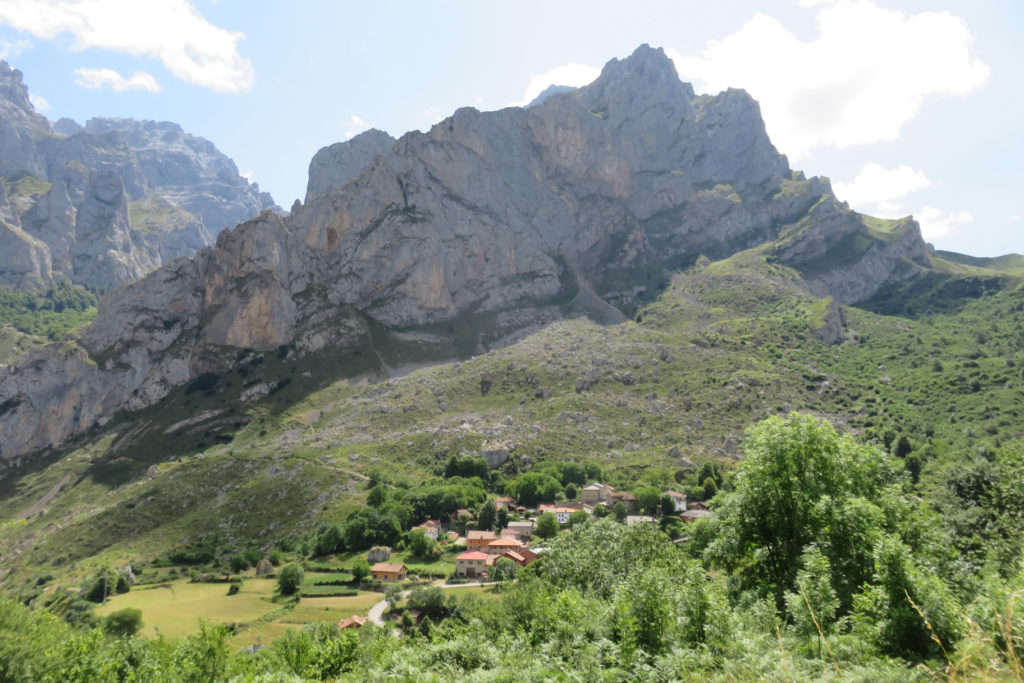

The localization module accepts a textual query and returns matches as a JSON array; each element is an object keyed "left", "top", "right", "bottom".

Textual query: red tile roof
[
  {"left": 456, "top": 551, "right": 490, "bottom": 561},
  {"left": 371, "top": 562, "right": 407, "bottom": 574}
]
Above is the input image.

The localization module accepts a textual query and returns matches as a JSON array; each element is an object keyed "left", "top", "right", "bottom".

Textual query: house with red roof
[{"left": 455, "top": 551, "right": 490, "bottom": 578}]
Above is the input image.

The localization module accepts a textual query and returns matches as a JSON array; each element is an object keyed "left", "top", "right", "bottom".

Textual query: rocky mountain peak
[{"left": 579, "top": 44, "right": 695, "bottom": 114}]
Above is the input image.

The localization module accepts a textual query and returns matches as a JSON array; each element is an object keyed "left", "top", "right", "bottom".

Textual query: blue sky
[{"left": 0, "top": 0, "right": 1020, "bottom": 256}]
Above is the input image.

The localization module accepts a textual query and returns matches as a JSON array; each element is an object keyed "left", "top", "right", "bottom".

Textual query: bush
[
  {"left": 227, "top": 582, "right": 241, "bottom": 596},
  {"left": 102, "top": 608, "right": 143, "bottom": 637},
  {"left": 278, "top": 564, "right": 304, "bottom": 596}
]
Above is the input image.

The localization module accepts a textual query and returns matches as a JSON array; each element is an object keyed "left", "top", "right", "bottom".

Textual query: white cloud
[
  {"left": 342, "top": 115, "right": 373, "bottom": 140},
  {"left": 74, "top": 67, "right": 159, "bottom": 92},
  {"left": 241, "top": 169, "right": 255, "bottom": 182},
  {"left": 518, "top": 63, "right": 600, "bottom": 106},
  {"left": 670, "top": 1, "right": 989, "bottom": 159},
  {"left": 915, "top": 206, "right": 975, "bottom": 240},
  {"left": 0, "top": 37, "right": 31, "bottom": 59},
  {"left": 833, "top": 162, "right": 930, "bottom": 216},
  {"left": 28, "top": 93, "right": 49, "bottom": 111},
  {"left": 0, "top": 0, "right": 254, "bottom": 93}
]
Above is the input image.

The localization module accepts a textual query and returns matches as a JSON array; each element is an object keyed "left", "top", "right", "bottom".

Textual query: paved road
[{"left": 365, "top": 581, "right": 504, "bottom": 626}]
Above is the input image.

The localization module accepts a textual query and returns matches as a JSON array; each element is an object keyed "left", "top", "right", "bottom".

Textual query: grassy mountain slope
[{"left": 1, "top": 242, "right": 1022, "bottom": 592}]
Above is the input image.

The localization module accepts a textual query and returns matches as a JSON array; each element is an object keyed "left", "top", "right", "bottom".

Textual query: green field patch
[{"left": 94, "top": 579, "right": 279, "bottom": 639}]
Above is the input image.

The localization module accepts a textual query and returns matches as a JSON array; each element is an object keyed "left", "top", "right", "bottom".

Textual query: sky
[{"left": 0, "top": 0, "right": 1020, "bottom": 257}]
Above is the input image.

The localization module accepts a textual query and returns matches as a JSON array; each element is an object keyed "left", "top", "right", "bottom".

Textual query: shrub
[
  {"left": 278, "top": 564, "right": 304, "bottom": 596},
  {"left": 102, "top": 608, "right": 143, "bottom": 637}
]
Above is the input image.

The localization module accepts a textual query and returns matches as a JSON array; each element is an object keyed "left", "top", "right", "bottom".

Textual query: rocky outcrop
[
  {"left": 0, "top": 44, "right": 931, "bottom": 470},
  {"left": 305, "top": 129, "right": 395, "bottom": 200},
  {"left": 772, "top": 195, "right": 930, "bottom": 303},
  {"left": 0, "top": 64, "right": 279, "bottom": 291},
  {"left": 0, "top": 61, "right": 50, "bottom": 179}
]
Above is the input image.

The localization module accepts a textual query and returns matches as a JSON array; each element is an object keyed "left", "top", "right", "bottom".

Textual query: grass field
[
  {"left": 95, "top": 579, "right": 279, "bottom": 639},
  {"left": 93, "top": 576, "right": 386, "bottom": 647},
  {"left": 233, "top": 591, "right": 382, "bottom": 648}
]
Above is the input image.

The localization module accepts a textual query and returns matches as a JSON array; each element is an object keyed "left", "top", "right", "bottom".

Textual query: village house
[
  {"left": 504, "top": 520, "right": 534, "bottom": 539},
  {"left": 455, "top": 551, "right": 489, "bottom": 578},
  {"left": 610, "top": 491, "right": 639, "bottom": 514},
  {"left": 664, "top": 490, "right": 688, "bottom": 512},
  {"left": 486, "top": 536, "right": 524, "bottom": 555},
  {"left": 370, "top": 562, "right": 408, "bottom": 582},
  {"left": 581, "top": 483, "right": 615, "bottom": 507},
  {"left": 338, "top": 615, "right": 367, "bottom": 630},
  {"left": 681, "top": 508, "right": 713, "bottom": 523},
  {"left": 367, "top": 546, "right": 391, "bottom": 563},
  {"left": 466, "top": 529, "right": 498, "bottom": 550},
  {"left": 493, "top": 496, "right": 515, "bottom": 510},
  {"left": 410, "top": 519, "right": 442, "bottom": 540}
]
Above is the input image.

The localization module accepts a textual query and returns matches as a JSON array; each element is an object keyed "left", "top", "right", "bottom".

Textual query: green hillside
[{"left": 1, "top": 244, "right": 1024, "bottom": 679}]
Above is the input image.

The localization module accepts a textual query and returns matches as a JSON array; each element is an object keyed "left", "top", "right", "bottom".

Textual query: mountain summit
[{"left": 0, "top": 45, "right": 930, "bottom": 470}]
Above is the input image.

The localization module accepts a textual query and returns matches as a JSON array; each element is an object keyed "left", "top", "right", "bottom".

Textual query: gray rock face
[
  {"left": 0, "top": 44, "right": 931, "bottom": 470},
  {"left": 305, "top": 129, "right": 395, "bottom": 200},
  {"left": 0, "top": 61, "right": 50, "bottom": 179},
  {"left": 0, "top": 66, "right": 279, "bottom": 292}
]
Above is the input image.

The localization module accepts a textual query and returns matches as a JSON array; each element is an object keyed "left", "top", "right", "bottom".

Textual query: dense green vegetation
[
  {"left": 3, "top": 414, "right": 1024, "bottom": 679},
  {"left": 0, "top": 279, "right": 98, "bottom": 340}
]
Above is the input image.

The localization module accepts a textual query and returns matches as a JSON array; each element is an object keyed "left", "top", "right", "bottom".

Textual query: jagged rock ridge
[
  {"left": 0, "top": 60, "right": 280, "bottom": 291},
  {"left": 0, "top": 44, "right": 930, "bottom": 471}
]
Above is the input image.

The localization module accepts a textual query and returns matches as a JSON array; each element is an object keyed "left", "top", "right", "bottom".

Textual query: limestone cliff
[
  {"left": 0, "top": 61, "right": 279, "bottom": 291},
  {"left": 0, "top": 45, "right": 931, "bottom": 471}
]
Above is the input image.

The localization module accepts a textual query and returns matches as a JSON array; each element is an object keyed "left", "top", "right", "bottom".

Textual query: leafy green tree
[
  {"left": 505, "top": 471, "right": 563, "bottom": 507},
  {"left": 497, "top": 506, "right": 509, "bottom": 530},
  {"left": 493, "top": 557, "right": 520, "bottom": 581},
  {"left": 229, "top": 554, "right": 249, "bottom": 573},
  {"left": 702, "top": 477, "right": 719, "bottom": 501},
  {"left": 535, "top": 511, "right": 559, "bottom": 539},
  {"left": 565, "top": 482, "right": 579, "bottom": 500},
  {"left": 84, "top": 567, "right": 118, "bottom": 603},
  {"left": 633, "top": 486, "right": 662, "bottom": 515},
  {"left": 593, "top": 503, "right": 609, "bottom": 519},
  {"left": 613, "top": 501, "right": 627, "bottom": 523},
  {"left": 367, "top": 484, "right": 387, "bottom": 507},
  {"left": 102, "top": 608, "right": 143, "bottom": 637},
  {"left": 477, "top": 499, "right": 497, "bottom": 530},
  {"left": 784, "top": 545, "right": 838, "bottom": 643},
  {"left": 408, "top": 529, "right": 440, "bottom": 560},
  {"left": 568, "top": 509, "right": 590, "bottom": 529},
  {"left": 277, "top": 563, "right": 304, "bottom": 596},
  {"left": 314, "top": 524, "right": 344, "bottom": 556},
  {"left": 660, "top": 494, "right": 677, "bottom": 518},
  {"left": 704, "top": 413, "right": 894, "bottom": 605},
  {"left": 351, "top": 558, "right": 371, "bottom": 583}
]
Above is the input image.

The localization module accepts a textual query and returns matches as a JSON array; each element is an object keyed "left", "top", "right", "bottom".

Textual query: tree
[
  {"left": 477, "top": 499, "right": 497, "bottom": 531},
  {"left": 593, "top": 503, "right": 609, "bottom": 519},
  {"left": 102, "top": 608, "right": 143, "bottom": 637},
  {"left": 702, "top": 477, "right": 719, "bottom": 501},
  {"left": 84, "top": 567, "right": 117, "bottom": 603},
  {"left": 634, "top": 486, "right": 662, "bottom": 515},
  {"left": 278, "top": 563, "right": 304, "bottom": 596},
  {"left": 660, "top": 494, "right": 677, "bottom": 518},
  {"left": 367, "top": 484, "right": 387, "bottom": 507},
  {"left": 493, "top": 557, "right": 519, "bottom": 581},
  {"left": 704, "top": 413, "right": 894, "bottom": 606},
  {"left": 408, "top": 529, "right": 440, "bottom": 561},
  {"left": 497, "top": 506, "right": 509, "bottom": 530},
  {"left": 565, "top": 482, "right": 579, "bottom": 500},
  {"left": 351, "top": 558, "right": 371, "bottom": 583},
  {"left": 535, "top": 511, "right": 559, "bottom": 539},
  {"left": 568, "top": 509, "right": 590, "bottom": 529},
  {"left": 314, "top": 524, "right": 344, "bottom": 556},
  {"left": 613, "top": 501, "right": 628, "bottom": 523},
  {"left": 229, "top": 554, "right": 249, "bottom": 573}
]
